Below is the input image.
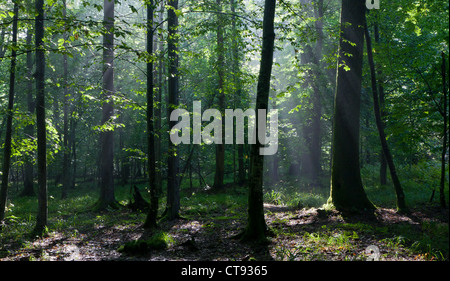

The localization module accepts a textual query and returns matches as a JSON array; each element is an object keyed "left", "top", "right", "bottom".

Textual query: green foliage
[
  {"left": 263, "top": 180, "right": 328, "bottom": 208},
  {"left": 361, "top": 161, "right": 449, "bottom": 208},
  {"left": 182, "top": 188, "right": 247, "bottom": 219},
  {"left": 118, "top": 231, "right": 174, "bottom": 255}
]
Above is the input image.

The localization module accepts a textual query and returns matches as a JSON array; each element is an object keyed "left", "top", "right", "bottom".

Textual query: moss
[
  {"left": 118, "top": 231, "right": 174, "bottom": 256},
  {"left": 118, "top": 240, "right": 150, "bottom": 255}
]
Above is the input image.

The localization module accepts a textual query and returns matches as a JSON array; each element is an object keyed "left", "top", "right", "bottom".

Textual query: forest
[{"left": 0, "top": 0, "right": 448, "bottom": 264}]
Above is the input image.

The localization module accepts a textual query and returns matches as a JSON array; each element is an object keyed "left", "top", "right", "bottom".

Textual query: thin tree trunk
[
  {"left": 364, "top": 17, "right": 406, "bottom": 212},
  {"left": 374, "top": 21, "right": 387, "bottom": 186},
  {"left": 61, "top": 0, "right": 70, "bottom": 199},
  {"left": 156, "top": 0, "right": 164, "bottom": 196},
  {"left": 440, "top": 52, "right": 447, "bottom": 208},
  {"left": 270, "top": 98, "right": 279, "bottom": 184},
  {"left": 70, "top": 117, "right": 77, "bottom": 188},
  {"left": 22, "top": 28, "right": 36, "bottom": 197},
  {"left": 238, "top": 0, "right": 276, "bottom": 243},
  {"left": 35, "top": 0, "right": 48, "bottom": 234},
  {"left": 144, "top": 0, "right": 158, "bottom": 229},
  {"left": 0, "top": 27, "right": 6, "bottom": 62},
  {"left": 165, "top": 0, "right": 181, "bottom": 220},
  {"left": 213, "top": 0, "right": 225, "bottom": 190},
  {"left": 0, "top": 1, "right": 19, "bottom": 224}
]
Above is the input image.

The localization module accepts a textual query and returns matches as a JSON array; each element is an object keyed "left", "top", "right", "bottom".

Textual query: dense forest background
[{"left": 0, "top": 0, "right": 448, "bottom": 262}]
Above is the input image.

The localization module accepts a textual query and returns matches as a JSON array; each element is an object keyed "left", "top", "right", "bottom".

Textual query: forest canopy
[{"left": 0, "top": 0, "right": 448, "bottom": 262}]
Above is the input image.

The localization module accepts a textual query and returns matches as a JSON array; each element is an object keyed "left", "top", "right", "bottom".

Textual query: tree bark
[
  {"left": 300, "top": 0, "right": 323, "bottom": 187},
  {"left": 35, "top": 0, "right": 48, "bottom": 234},
  {"left": 97, "top": 0, "right": 117, "bottom": 209},
  {"left": 61, "top": 0, "right": 71, "bottom": 199},
  {"left": 0, "top": 28, "right": 6, "bottom": 63},
  {"left": 232, "top": 0, "right": 246, "bottom": 185},
  {"left": 213, "top": 0, "right": 225, "bottom": 190},
  {"left": 270, "top": 99, "right": 279, "bottom": 184},
  {"left": 440, "top": 52, "right": 447, "bottom": 208},
  {"left": 373, "top": 21, "right": 387, "bottom": 186},
  {"left": 239, "top": 0, "right": 276, "bottom": 243},
  {"left": 364, "top": 17, "right": 406, "bottom": 212},
  {"left": 22, "top": 28, "right": 36, "bottom": 197},
  {"left": 144, "top": 0, "right": 158, "bottom": 229},
  {"left": 310, "top": 0, "right": 324, "bottom": 186},
  {"left": 328, "top": 0, "right": 374, "bottom": 212},
  {"left": 165, "top": 0, "right": 181, "bottom": 220},
  {"left": 156, "top": 0, "right": 164, "bottom": 195},
  {"left": 0, "top": 1, "right": 19, "bottom": 224}
]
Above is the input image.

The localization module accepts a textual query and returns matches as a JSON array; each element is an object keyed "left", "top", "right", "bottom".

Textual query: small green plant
[
  {"left": 274, "top": 244, "right": 306, "bottom": 261},
  {"left": 264, "top": 190, "right": 284, "bottom": 205}
]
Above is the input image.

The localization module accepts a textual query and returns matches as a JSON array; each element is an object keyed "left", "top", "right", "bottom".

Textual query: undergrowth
[{"left": 0, "top": 161, "right": 448, "bottom": 261}]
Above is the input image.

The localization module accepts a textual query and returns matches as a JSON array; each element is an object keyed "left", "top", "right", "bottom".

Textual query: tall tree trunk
[
  {"left": 440, "top": 52, "right": 447, "bottom": 208},
  {"left": 310, "top": 0, "right": 323, "bottom": 186},
  {"left": 300, "top": 45, "right": 315, "bottom": 182},
  {"left": 213, "top": 0, "right": 225, "bottom": 190},
  {"left": 328, "top": 0, "right": 374, "bottom": 212},
  {"left": 156, "top": 0, "right": 164, "bottom": 195},
  {"left": 0, "top": 1, "right": 19, "bottom": 224},
  {"left": 300, "top": 44, "right": 321, "bottom": 185},
  {"left": 233, "top": 0, "right": 246, "bottom": 186},
  {"left": 22, "top": 28, "right": 36, "bottom": 197},
  {"left": 364, "top": 17, "right": 406, "bottom": 212},
  {"left": 238, "top": 0, "right": 276, "bottom": 243},
  {"left": 97, "top": 0, "right": 117, "bottom": 209},
  {"left": 300, "top": 0, "right": 323, "bottom": 187},
  {"left": 144, "top": 0, "right": 158, "bottom": 229},
  {"left": 373, "top": 21, "right": 387, "bottom": 186},
  {"left": 61, "top": 0, "right": 71, "bottom": 199},
  {"left": 165, "top": 0, "right": 180, "bottom": 220},
  {"left": 35, "top": 0, "right": 48, "bottom": 234}
]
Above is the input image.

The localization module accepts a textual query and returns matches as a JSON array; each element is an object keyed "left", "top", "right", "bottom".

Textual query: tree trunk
[
  {"left": 35, "top": 0, "right": 48, "bottom": 234},
  {"left": 97, "top": 0, "right": 117, "bottom": 209},
  {"left": 373, "top": 21, "right": 387, "bottom": 186},
  {"left": 70, "top": 117, "right": 77, "bottom": 189},
  {"left": 22, "top": 28, "right": 35, "bottom": 197},
  {"left": 144, "top": 0, "right": 158, "bottom": 229},
  {"left": 239, "top": 0, "right": 276, "bottom": 243},
  {"left": 0, "top": 27, "right": 6, "bottom": 63},
  {"left": 440, "top": 52, "right": 447, "bottom": 209},
  {"left": 364, "top": 18, "right": 406, "bottom": 212},
  {"left": 235, "top": 2, "right": 246, "bottom": 189},
  {"left": 299, "top": 0, "right": 323, "bottom": 187},
  {"left": 213, "top": 0, "right": 225, "bottom": 190},
  {"left": 310, "top": 0, "right": 323, "bottom": 186},
  {"left": 61, "top": 0, "right": 71, "bottom": 199},
  {"left": 165, "top": 0, "right": 181, "bottom": 220},
  {"left": 328, "top": 0, "right": 374, "bottom": 212},
  {"left": 270, "top": 99, "right": 279, "bottom": 184},
  {"left": 238, "top": 144, "right": 245, "bottom": 185},
  {"left": 156, "top": 0, "right": 164, "bottom": 195},
  {"left": 0, "top": 1, "right": 19, "bottom": 224}
]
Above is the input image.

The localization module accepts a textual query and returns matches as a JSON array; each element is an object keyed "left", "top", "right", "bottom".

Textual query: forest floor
[{"left": 0, "top": 184, "right": 448, "bottom": 262}]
